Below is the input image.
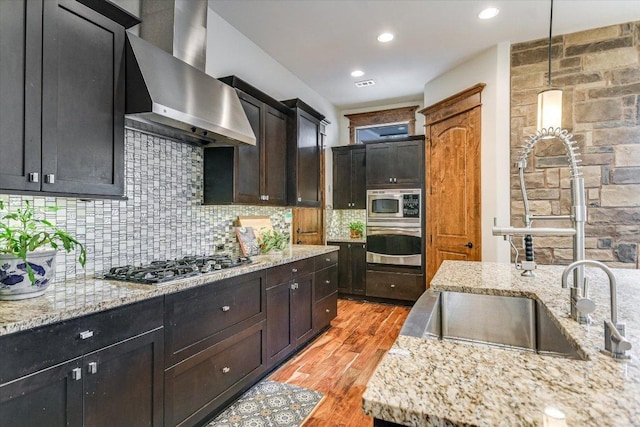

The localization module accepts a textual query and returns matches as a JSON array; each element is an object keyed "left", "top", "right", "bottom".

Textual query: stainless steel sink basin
[{"left": 401, "top": 291, "right": 586, "bottom": 360}]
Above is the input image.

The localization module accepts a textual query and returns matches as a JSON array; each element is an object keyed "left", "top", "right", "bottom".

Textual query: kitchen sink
[{"left": 401, "top": 291, "right": 586, "bottom": 360}]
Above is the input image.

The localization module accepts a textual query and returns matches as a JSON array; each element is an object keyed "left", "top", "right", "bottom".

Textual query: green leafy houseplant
[
  {"left": 348, "top": 221, "right": 365, "bottom": 238},
  {"left": 258, "top": 229, "right": 290, "bottom": 254},
  {"left": 0, "top": 200, "right": 86, "bottom": 287}
]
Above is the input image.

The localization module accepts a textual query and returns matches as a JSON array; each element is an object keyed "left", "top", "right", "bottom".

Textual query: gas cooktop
[{"left": 103, "top": 254, "right": 253, "bottom": 284}]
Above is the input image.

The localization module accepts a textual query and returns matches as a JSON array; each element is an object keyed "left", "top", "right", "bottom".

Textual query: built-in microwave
[{"left": 366, "top": 188, "right": 421, "bottom": 227}]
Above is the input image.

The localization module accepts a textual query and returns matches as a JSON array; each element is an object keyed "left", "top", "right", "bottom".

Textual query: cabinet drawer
[
  {"left": 0, "top": 296, "right": 163, "bottom": 384},
  {"left": 165, "top": 271, "right": 265, "bottom": 365},
  {"left": 164, "top": 323, "right": 265, "bottom": 427},
  {"left": 365, "top": 271, "right": 425, "bottom": 301},
  {"left": 314, "top": 293, "right": 338, "bottom": 331},
  {"left": 314, "top": 266, "right": 338, "bottom": 301},
  {"left": 314, "top": 251, "right": 338, "bottom": 270},
  {"left": 266, "top": 257, "right": 315, "bottom": 287}
]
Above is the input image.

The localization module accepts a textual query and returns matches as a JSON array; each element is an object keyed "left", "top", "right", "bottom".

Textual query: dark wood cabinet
[
  {"left": 283, "top": 99, "right": 325, "bottom": 207},
  {"left": 329, "top": 241, "right": 367, "bottom": 296},
  {"left": 365, "top": 269, "right": 425, "bottom": 302},
  {"left": 205, "top": 76, "right": 289, "bottom": 205},
  {"left": 0, "top": 298, "right": 164, "bottom": 427},
  {"left": 291, "top": 273, "right": 314, "bottom": 346},
  {"left": 312, "top": 252, "right": 339, "bottom": 332},
  {"left": 0, "top": 0, "right": 138, "bottom": 197},
  {"left": 366, "top": 136, "right": 424, "bottom": 189},
  {"left": 332, "top": 146, "right": 366, "bottom": 209}
]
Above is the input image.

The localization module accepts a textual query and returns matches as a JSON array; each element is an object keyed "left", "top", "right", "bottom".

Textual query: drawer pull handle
[
  {"left": 87, "top": 362, "right": 98, "bottom": 375},
  {"left": 71, "top": 368, "right": 82, "bottom": 381},
  {"left": 325, "top": 280, "right": 330, "bottom": 284},
  {"left": 325, "top": 309, "right": 330, "bottom": 313},
  {"left": 325, "top": 258, "right": 331, "bottom": 262},
  {"left": 390, "top": 284, "right": 396, "bottom": 288},
  {"left": 221, "top": 305, "right": 230, "bottom": 312},
  {"left": 292, "top": 268, "right": 298, "bottom": 273},
  {"left": 291, "top": 282, "right": 299, "bottom": 290},
  {"left": 79, "top": 330, "right": 94, "bottom": 340},
  {"left": 222, "top": 366, "right": 230, "bottom": 374}
]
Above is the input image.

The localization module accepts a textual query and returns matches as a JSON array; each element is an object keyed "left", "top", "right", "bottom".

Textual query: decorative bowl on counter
[{"left": 0, "top": 250, "right": 57, "bottom": 300}]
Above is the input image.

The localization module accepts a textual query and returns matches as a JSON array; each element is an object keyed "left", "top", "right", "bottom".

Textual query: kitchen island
[{"left": 363, "top": 261, "right": 640, "bottom": 426}]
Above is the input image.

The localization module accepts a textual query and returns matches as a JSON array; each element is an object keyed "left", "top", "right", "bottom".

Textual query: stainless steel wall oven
[{"left": 366, "top": 189, "right": 423, "bottom": 267}]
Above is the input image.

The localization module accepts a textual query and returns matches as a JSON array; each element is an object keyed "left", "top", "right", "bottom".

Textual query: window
[
  {"left": 344, "top": 106, "right": 419, "bottom": 145},
  {"left": 355, "top": 122, "right": 409, "bottom": 144}
]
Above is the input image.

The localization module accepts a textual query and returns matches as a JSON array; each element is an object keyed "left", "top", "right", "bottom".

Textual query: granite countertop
[
  {"left": 326, "top": 236, "right": 366, "bottom": 243},
  {"left": 363, "top": 261, "right": 640, "bottom": 426},
  {"left": 0, "top": 245, "right": 339, "bottom": 337}
]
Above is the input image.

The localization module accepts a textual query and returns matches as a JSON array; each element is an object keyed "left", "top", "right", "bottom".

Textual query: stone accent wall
[
  {"left": 0, "top": 129, "right": 291, "bottom": 282},
  {"left": 510, "top": 21, "right": 640, "bottom": 268}
]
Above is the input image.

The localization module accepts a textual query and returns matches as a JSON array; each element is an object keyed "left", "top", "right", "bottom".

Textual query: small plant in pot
[
  {"left": 349, "top": 221, "right": 365, "bottom": 239},
  {"left": 0, "top": 200, "right": 86, "bottom": 300},
  {"left": 258, "top": 229, "right": 290, "bottom": 254}
]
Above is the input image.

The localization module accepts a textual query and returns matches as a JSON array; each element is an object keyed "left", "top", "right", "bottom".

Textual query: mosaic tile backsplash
[
  {"left": 0, "top": 129, "right": 291, "bottom": 282},
  {"left": 326, "top": 209, "right": 366, "bottom": 239}
]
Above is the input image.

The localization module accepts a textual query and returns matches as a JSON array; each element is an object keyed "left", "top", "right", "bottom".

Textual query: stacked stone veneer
[
  {"left": 510, "top": 21, "right": 640, "bottom": 268},
  {"left": 0, "top": 129, "right": 291, "bottom": 282}
]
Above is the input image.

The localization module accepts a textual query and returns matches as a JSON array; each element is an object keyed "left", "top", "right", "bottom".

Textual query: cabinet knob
[
  {"left": 325, "top": 258, "right": 331, "bottom": 262},
  {"left": 87, "top": 361, "right": 98, "bottom": 375},
  {"left": 265, "top": 195, "right": 269, "bottom": 201},
  {"left": 292, "top": 268, "right": 298, "bottom": 273},
  {"left": 325, "top": 280, "right": 330, "bottom": 284},
  {"left": 222, "top": 366, "right": 230, "bottom": 374},
  {"left": 390, "top": 284, "right": 396, "bottom": 288},
  {"left": 291, "top": 282, "right": 299, "bottom": 290},
  {"left": 297, "top": 197, "right": 302, "bottom": 202},
  {"left": 393, "top": 177, "right": 397, "bottom": 183},
  {"left": 325, "top": 309, "right": 331, "bottom": 313},
  {"left": 28, "top": 172, "right": 39, "bottom": 183},
  {"left": 71, "top": 367, "right": 82, "bottom": 381},
  {"left": 389, "top": 177, "right": 393, "bottom": 183},
  {"left": 221, "top": 305, "right": 230, "bottom": 312},
  {"left": 45, "top": 174, "right": 55, "bottom": 184},
  {"left": 79, "top": 330, "right": 94, "bottom": 340}
]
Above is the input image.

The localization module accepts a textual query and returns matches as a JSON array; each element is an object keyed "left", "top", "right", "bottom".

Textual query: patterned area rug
[{"left": 207, "top": 380, "right": 324, "bottom": 427}]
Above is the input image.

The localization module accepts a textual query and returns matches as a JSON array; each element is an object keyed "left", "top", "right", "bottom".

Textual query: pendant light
[{"left": 537, "top": 0, "right": 562, "bottom": 132}]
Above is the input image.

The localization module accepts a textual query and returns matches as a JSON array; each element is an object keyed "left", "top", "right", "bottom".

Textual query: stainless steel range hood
[{"left": 124, "top": 0, "right": 255, "bottom": 146}]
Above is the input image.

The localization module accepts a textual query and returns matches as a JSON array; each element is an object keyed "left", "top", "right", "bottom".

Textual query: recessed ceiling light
[
  {"left": 351, "top": 70, "right": 365, "bottom": 77},
  {"left": 478, "top": 7, "right": 499, "bottom": 20},
  {"left": 377, "top": 32, "right": 394, "bottom": 43},
  {"left": 355, "top": 80, "right": 375, "bottom": 88}
]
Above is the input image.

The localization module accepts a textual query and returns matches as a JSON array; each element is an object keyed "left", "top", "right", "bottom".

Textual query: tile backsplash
[
  {"left": 0, "top": 129, "right": 290, "bottom": 282},
  {"left": 326, "top": 209, "right": 366, "bottom": 239}
]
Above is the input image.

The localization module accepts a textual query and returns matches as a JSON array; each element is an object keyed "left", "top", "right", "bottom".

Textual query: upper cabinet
[
  {"left": 332, "top": 146, "right": 366, "bottom": 209},
  {"left": 204, "top": 76, "right": 289, "bottom": 206},
  {"left": 0, "top": 0, "right": 139, "bottom": 198},
  {"left": 283, "top": 99, "right": 325, "bottom": 207},
  {"left": 365, "top": 136, "right": 425, "bottom": 188}
]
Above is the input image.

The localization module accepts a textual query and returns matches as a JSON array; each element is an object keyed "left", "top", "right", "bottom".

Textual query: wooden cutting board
[{"left": 237, "top": 216, "right": 273, "bottom": 239}]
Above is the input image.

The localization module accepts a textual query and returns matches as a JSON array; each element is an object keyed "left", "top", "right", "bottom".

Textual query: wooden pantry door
[{"left": 421, "top": 84, "right": 484, "bottom": 285}]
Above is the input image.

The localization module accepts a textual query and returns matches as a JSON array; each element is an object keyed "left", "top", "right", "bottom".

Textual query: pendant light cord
[{"left": 547, "top": 0, "right": 554, "bottom": 87}]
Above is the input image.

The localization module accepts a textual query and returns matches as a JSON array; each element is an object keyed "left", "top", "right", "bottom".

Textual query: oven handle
[{"left": 367, "top": 227, "right": 422, "bottom": 237}]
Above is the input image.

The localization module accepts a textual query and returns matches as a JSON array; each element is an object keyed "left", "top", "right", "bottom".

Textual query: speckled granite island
[
  {"left": 363, "top": 261, "right": 640, "bottom": 426},
  {"left": 0, "top": 245, "right": 338, "bottom": 336}
]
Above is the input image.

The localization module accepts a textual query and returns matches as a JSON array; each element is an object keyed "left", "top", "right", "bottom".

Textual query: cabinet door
[
  {"left": 351, "top": 243, "right": 367, "bottom": 295},
  {"left": 351, "top": 148, "right": 367, "bottom": 208},
  {"left": 292, "top": 273, "right": 314, "bottom": 346},
  {"left": 366, "top": 143, "right": 394, "bottom": 187},
  {"left": 83, "top": 328, "right": 164, "bottom": 427},
  {"left": 333, "top": 150, "right": 352, "bottom": 209},
  {"left": 263, "top": 106, "right": 288, "bottom": 205},
  {"left": 394, "top": 140, "right": 423, "bottom": 187},
  {"left": 234, "top": 92, "right": 263, "bottom": 204},
  {"left": 0, "top": 0, "right": 42, "bottom": 192},
  {"left": 295, "top": 110, "right": 321, "bottom": 206},
  {"left": 0, "top": 358, "right": 83, "bottom": 427},
  {"left": 41, "top": 0, "right": 125, "bottom": 196},
  {"left": 335, "top": 243, "right": 351, "bottom": 294},
  {"left": 266, "top": 281, "right": 294, "bottom": 368}
]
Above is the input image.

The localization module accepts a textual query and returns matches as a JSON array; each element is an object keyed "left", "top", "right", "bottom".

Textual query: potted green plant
[
  {"left": 258, "top": 229, "right": 290, "bottom": 254},
  {"left": 0, "top": 200, "right": 86, "bottom": 300},
  {"left": 349, "top": 221, "right": 365, "bottom": 239}
]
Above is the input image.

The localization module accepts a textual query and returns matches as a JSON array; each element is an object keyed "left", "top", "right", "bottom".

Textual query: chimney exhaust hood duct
[{"left": 125, "top": 0, "right": 256, "bottom": 146}]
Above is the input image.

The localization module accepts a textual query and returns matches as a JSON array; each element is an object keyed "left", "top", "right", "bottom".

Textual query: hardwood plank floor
[{"left": 269, "top": 298, "right": 410, "bottom": 427}]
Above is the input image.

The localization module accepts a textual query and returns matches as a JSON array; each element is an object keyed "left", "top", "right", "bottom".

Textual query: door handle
[{"left": 464, "top": 242, "right": 473, "bottom": 249}]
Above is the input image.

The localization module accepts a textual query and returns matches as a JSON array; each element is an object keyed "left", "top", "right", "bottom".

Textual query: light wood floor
[{"left": 269, "top": 298, "right": 411, "bottom": 427}]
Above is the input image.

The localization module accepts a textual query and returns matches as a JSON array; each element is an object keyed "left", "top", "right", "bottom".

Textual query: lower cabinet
[
  {"left": 365, "top": 270, "right": 424, "bottom": 302},
  {"left": 329, "top": 241, "right": 366, "bottom": 296},
  {"left": 0, "top": 299, "right": 165, "bottom": 427}
]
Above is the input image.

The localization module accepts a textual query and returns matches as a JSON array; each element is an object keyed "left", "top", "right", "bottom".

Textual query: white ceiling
[{"left": 209, "top": 0, "right": 640, "bottom": 110}]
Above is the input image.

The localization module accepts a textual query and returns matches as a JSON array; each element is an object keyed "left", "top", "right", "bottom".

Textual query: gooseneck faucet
[
  {"left": 562, "top": 260, "right": 632, "bottom": 359},
  {"left": 493, "top": 127, "right": 586, "bottom": 295}
]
